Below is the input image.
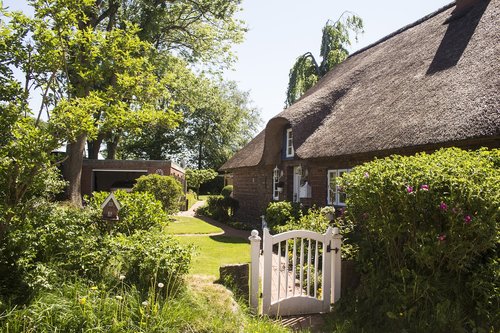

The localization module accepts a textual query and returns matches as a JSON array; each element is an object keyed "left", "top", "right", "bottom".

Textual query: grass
[
  {"left": 165, "top": 216, "right": 223, "bottom": 235},
  {"left": 186, "top": 191, "right": 197, "bottom": 210},
  {"left": 175, "top": 235, "right": 250, "bottom": 278},
  {"left": 198, "top": 194, "right": 211, "bottom": 201}
]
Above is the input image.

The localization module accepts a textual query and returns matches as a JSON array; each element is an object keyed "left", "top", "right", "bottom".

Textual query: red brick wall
[
  {"left": 232, "top": 166, "right": 273, "bottom": 224},
  {"left": 81, "top": 160, "right": 185, "bottom": 197}
]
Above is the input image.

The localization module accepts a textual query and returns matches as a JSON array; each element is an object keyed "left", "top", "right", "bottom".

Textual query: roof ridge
[{"left": 348, "top": 2, "right": 455, "bottom": 59}]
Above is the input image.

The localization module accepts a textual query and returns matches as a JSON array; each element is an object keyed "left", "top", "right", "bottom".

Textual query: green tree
[
  {"left": 286, "top": 12, "right": 363, "bottom": 106},
  {"left": 119, "top": 79, "right": 261, "bottom": 169},
  {"left": 185, "top": 169, "right": 218, "bottom": 194},
  {"left": 3, "top": 0, "right": 245, "bottom": 206}
]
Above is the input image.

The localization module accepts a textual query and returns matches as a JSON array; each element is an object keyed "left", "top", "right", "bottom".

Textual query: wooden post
[
  {"left": 322, "top": 227, "right": 333, "bottom": 312},
  {"left": 331, "top": 227, "right": 342, "bottom": 304},
  {"left": 248, "top": 229, "right": 261, "bottom": 314},
  {"left": 262, "top": 227, "right": 273, "bottom": 315}
]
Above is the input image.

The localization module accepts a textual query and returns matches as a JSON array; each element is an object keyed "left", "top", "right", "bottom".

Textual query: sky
[{"left": 4, "top": 0, "right": 453, "bottom": 128}]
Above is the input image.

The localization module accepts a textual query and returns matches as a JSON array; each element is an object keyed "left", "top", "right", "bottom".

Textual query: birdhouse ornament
[{"left": 101, "top": 193, "right": 121, "bottom": 220}]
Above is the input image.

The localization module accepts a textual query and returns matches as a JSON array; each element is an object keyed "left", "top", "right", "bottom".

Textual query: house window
[
  {"left": 327, "top": 169, "right": 350, "bottom": 206},
  {"left": 285, "top": 128, "right": 294, "bottom": 158},
  {"left": 272, "top": 166, "right": 282, "bottom": 200}
]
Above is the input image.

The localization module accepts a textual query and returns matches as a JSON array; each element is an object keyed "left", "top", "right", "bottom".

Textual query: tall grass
[{"left": 0, "top": 277, "right": 290, "bottom": 333}]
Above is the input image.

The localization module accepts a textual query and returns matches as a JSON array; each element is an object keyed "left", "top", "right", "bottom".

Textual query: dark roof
[{"left": 220, "top": 0, "right": 499, "bottom": 171}]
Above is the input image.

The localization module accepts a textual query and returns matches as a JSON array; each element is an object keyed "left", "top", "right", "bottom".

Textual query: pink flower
[
  {"left": 437, "top": 234, "right": 446, "bottom": 242},
  {"left": 439, "top": 202, "right": 448, "bottom": 211},
  {"left": 464, "top": 215, "right": 472, "bottom": 224},
  {"left": 364, "top": 172, "right": 369, "bottom": 178},
  {"left": 420, "top": 184, "right": 429, "bottom": 191},
  {"left": 406, "top": 185, "right": 413, "bottom": 193}
]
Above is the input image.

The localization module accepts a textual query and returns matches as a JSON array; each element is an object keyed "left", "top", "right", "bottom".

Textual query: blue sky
[{"left": 4, "top": 0, "right": 453, "bottom": 127}]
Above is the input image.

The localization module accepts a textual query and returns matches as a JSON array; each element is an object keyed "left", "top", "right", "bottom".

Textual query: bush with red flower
[{"left": 334, "top": 148, "right": 499, "bottom": 333}]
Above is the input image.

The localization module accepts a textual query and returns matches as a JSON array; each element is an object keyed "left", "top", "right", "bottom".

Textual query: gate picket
[{"left": 249, "top": 226, "right": 342, "bottom": 317}]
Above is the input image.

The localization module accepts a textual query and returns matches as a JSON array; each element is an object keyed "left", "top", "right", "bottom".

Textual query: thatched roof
[{"left": 220, "top": 0, "right": 499, "bottom": 171}]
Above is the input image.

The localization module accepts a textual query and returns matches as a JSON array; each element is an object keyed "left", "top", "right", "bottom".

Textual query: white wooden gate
[{"left": 248, "top": 226, "right": 342, "bottom": 316}]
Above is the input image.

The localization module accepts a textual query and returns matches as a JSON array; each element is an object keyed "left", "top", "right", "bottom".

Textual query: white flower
[
  {"left": 142, "top": 301, "right": 149, "bottom": 307},
  {"left": 115, "top": 295, "right": 123, "bottom": 300},
  {"left": 157, "top": 283, "right": 164, "bottom": 288},
  {"left": 119, "top": 274, "right": 126, "bottom": 281}
]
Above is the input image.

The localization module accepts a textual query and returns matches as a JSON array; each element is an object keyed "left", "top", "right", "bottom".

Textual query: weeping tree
[{"left": 286, "top": 12, "right": 363, "bottom": 107}]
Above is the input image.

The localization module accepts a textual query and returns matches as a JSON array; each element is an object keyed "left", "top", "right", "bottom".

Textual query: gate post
[
  {"left": 331, "top": 227, "right": 342, "bottom": 303},
  {"left": 248, "top": 230, "right": 261, "bottom": 313}
]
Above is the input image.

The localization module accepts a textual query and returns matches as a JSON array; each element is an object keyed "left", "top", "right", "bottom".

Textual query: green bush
[
  {"left": 197, "top": 195, "right": 239, "bottom": 222},
  {"left": 220, "top": 185, "right": 233, "bottom": 198},
  {"left": 108, "top": 230, "right": 191, "bottom": 292},
  {"left": 334, "top": 148, "right": 499, "bottom": 332},
  {"left": 0, "top": 202, "right": 109, "bottom": 301},
  {"left": 132, "top": 174, "right": 183, "bottom": 214},
  {"left": 88, "top": 190, "right": 168, "bottom": 235},
  {"left": 264, "top": 201, "right": 304, "bottom": 231}
]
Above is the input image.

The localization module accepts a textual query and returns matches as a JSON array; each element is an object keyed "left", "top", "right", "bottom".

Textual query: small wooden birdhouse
[{"left": 101, "top": 193, "right": 121, "bottom": 221}]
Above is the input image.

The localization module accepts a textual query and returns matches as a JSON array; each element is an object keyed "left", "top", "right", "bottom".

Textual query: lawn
[
  {"left": 175, "top": 235, "right": 250, "bottom": 278},
  {"left": 165, "top": 216, "right": 223, "bottom": 234}
]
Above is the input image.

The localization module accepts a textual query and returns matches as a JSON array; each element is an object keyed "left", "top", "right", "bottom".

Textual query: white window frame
[
  {"left": 272, "top": 172, "right": 280, "bottom": 200},
  {"left": 285, "top": 128, "right": 294, "bottom": 158},
  {"left": 327, "top": 169, "right": 350, "bottom": 206}
]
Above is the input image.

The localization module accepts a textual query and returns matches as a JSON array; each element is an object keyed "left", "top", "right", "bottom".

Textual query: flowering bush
[{"left": 335, "top": 148, "right": 499, "bottom": 332}]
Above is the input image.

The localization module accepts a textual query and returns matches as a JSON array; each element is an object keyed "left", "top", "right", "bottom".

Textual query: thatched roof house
[{"left": 221, "top": 0, "right": 499, "bottom": 222}]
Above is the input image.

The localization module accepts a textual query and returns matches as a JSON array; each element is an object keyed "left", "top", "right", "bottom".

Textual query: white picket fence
[{"left": 248, "top": 226, "right": 342, "bottom": 316}]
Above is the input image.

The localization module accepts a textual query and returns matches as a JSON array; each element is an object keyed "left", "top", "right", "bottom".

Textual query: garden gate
[{"left": 248, "top": 226, "right": 342, "bottom": 316}]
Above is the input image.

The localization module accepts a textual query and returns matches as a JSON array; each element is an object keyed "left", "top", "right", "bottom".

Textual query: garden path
[{"left": 176, "top": 200, "right": 326, "bottom": 331}]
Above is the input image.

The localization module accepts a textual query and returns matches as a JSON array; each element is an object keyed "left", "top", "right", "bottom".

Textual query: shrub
[
  {"left": 0, "top": 202, "right": 109, "bottom": 300},
  {"left": 220, "top": 185, "right": 233, "bottom": 198},
  {"left": 334, "top": 148, "right": 499, "bottom": 332},
  {"left": 264, "top": 201, "right": 304, "bottom": 231},
  {"left": 108, "top": 230, "right": 192, "bottom": 292},
  {"left": 132, "top": 174, "right": 183, "bottom": 214},
  {"left": 88, "top": 190, "right": 168, "bottom": 235},
  {"left": 197, "top": 195, "right": 239, "bottom": 222}
]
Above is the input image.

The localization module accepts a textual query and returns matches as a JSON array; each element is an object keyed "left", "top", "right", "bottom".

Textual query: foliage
[
  {"left": 276, "top": 207, "right": 330, "bottom": 234},
  {"left": 185, "top": 168, "right": 218, "bottom": 194},
  {"left": 88, "top": 190, "right": 168, "bottom": 235},
  {"left": 108, "top": 230, "right": 191, "bottom": 292},
  {"left": 0, "top": 277, "right": 288, "bottom": 333},
  {"left": 264, "top": 201, "right": 304, "bottom": 231},
  {"left": 132, "top": 174, "right": 183, "bottom": 214},
  {"left": 220, "top": 185, "right": 233, "bottom": 198},
  {"left": 197, "top": 195, "right": 239, "bottom": 222},
  {"left": 333, "top": 148, "right": 499, "bottom": 332},
  {"left": 286, "top": 12, "right": 363, "bottom": 106},
  {"left": 0, "top": 202, "right": 108, "bottom": 301}
]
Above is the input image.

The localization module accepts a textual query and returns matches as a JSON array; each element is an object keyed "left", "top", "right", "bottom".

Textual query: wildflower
[
  {"left": 119, "top": 274, "right": 126, "bottom": 281},
  {"left": 437, "top": 234, "right": 446, "bottom": 242},
  {"left": 420, "top": 184, "right": 429, "bottom": 191},
  {"left": 464, "top": 215, "right": 472, "bottom": 224},
  {"left": 79, "top": 297, "right": 87, "bottom": 305},
  {"left": 90, "top": 286, "right": 98, "bottom": 291},
  {"left": 142, "top": 301, "right": 149, "bottom": 307},
  {"left": 158, "top": 282, "right": 164, "bottom": 288},
  {"left": 364, "top": 172, "right": 369, "bottom": 178},
  {"left": 115, "top": 295, "right": 123, "bottom": 300},
  {"left": 406, "top": 185, "right": 413, "bottom": 193},
  {"left": 439, "top": 202, "right": 448, "bottom": 211}
]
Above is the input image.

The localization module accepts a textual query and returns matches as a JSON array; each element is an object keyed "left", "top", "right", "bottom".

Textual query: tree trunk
[
  {"left": 64, "top": 134, "right": 86, "bottom": 207},
  {"left": 87, "top": 132, "right": 105, "bottom": 159},
  {"left": 197, "top": 140, "right": 203, "bottom": 169},
  {"left": 106, "top": 134, "right": 120, "bottom": 159}
]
